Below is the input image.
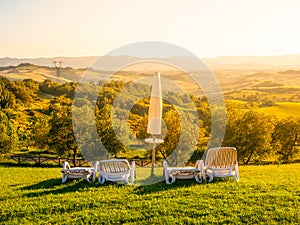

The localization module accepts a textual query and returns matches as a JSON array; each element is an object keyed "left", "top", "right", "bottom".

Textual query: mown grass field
[
  {"left": 259, "top": 102, "right": 300, "bottom": 119},
  {"left": 1, "top": 164, "right": 299, "bottom": 224}
]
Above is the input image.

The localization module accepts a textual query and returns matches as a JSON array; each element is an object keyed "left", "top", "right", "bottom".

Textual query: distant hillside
[
  {"left": 1, "top": 54, "right": 300, "bottom": 71},
  {"left": 0, "top": 63, "right": 203, "bottom": 95},
  {"left": 0, "top": 56, "right": 97, "bottom": 69},
  {"left": 2, "top": 63, "right": 300, "bottom": 99},
  {"left": 0, "top": 63, "right": 106, "bottom": 83},
  {"left": 203, "top": 54, "right": 300, "bottom": 70}
]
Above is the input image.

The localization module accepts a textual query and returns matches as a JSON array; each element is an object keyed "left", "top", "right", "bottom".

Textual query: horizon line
[{"left": 1, "top": 53, "right": 300, "bottom": 60}]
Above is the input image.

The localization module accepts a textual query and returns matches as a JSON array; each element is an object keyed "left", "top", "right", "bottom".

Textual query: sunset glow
[{"left": 0, "top": 0, "right": 300, "bottom": 58}]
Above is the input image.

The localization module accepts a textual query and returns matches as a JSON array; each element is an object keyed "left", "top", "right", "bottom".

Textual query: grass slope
[
  {"left": 1, "top": 164, "right": 299, "bottom": 224},
  {"left": 259, "top": 102, "right": 300, "bottom": 119}
]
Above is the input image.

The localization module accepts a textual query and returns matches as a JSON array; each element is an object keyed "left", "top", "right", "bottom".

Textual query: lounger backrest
[
  {"left": 205, "top": 147, "right": 237, "bottom": 168},
  {"left": 99, "top": 159, "right": 130, "bottom": 173}
]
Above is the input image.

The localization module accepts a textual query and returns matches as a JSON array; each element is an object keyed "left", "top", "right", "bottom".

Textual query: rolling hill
[
  {"left": 1, "top": 56, "right": 300, "bottom": 101},
  {"left": 2, "top": 54, "right": 300, "bottom": 71}
]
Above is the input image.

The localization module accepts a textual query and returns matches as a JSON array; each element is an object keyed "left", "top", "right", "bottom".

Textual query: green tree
[
  {"left": 158, "top": 109, "right": 181, "bottom": 161},
  {"left": 130, "top": 113, "right": 149, "bottom": 140},
  {"left": 272, "top": 117, "right": 300, "bottom": 161},
  {"left": 154, "top": 108, "right": 201, "bottom": 166},
  {"left": 0, "top": 111, "right": 17, "bottom": 156},
  {"left": 96, "top": 104, "right": 127, "bottom": 158},
  {"left": 39, "top": 79, "right": 61, "bottom": 96},
  {"left": 224, "top": 105, "right": 274, "bottom": 164},
  {"left": 30, "top": 115, "right": 50, "bottom": 151},
  {"left": 72, "top": 98, "right": 104, "bottom": 160},
  {"left": 96, "top": 104, "right": 126, "bottom": 157},
  {"left": 16, "top": 122, "right": 33, "bottom": 150},
  {"left": 9, "top": 81, "right": 33, "bottom": 105},
  {"left": 48, "top": 96, "right": 79, "bottom": 165},
  {"left": 0, "top": 77, "right": 16, "bottom": 109}
]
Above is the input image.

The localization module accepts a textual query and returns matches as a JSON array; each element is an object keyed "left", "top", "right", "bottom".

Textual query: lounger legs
[
  {"left": 62, "top": 173, "right": 68, "bottom": 183},
  {"left": 62, "top": 162, "right": 69, "bottom": 183},
  {"left": 124, "top": 178, "right": 129, "bottom": 185},
  {"left": 197, "top": 160, "right": 206, "bottom": 181},
  {"left": 98, "top": 175, "right": 105, "bottom": 184},
  {"left": 234, "top": 163, "right": 240, "bottom": 181},
  {"left": 195, "top": 174, "right": 202, "bottom": 183},
  {"left": 130, "top": 161, "right": 135, "bottom": 183},
  {"left": 208, "top": 174, "right": 214, "bottom": 182},
  {"left": 164, "top": 160, "right": 202, "bottom": 184},
  {"left": 85, "top": 174, "right": 95, "bottom": 183},
  {"left": 61, "top": 161, "right": 96, "bottom": 183},
  {"left": 163, "top": 161, "right": 174, "bottom": 184}
]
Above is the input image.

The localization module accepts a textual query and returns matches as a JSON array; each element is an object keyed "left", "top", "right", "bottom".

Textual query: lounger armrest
[{"left": 63, "top": 161, "right": 71, "bottom": 170}]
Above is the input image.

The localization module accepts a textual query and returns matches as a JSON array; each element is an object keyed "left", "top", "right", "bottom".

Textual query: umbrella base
[{"left": 145, "top": 138, "right": 164, "bottom": 144}]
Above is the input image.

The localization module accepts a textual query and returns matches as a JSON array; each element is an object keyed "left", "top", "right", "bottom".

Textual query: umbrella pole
[{"left": 151, "top": 134, "right": 156, "bottom": 176}]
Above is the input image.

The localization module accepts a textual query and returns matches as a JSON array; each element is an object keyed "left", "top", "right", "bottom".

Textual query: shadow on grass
[
  {"left": 21, "top": 178, "right": 62, "bottom": 190},
  {"left": 20, "top": 176, "right": 236, "bottom": 198},
  {"left": 20, "top": 177, "right": 134, "bottom": 198},
  {"left": 133, "top": 179, "right": 202, "bottom": 195},
  {"left": 133, "top": 176, "right": 237, "bottom": 195},
  {"left": 21, "top": 178, "right": 98, "bottom": 198}
]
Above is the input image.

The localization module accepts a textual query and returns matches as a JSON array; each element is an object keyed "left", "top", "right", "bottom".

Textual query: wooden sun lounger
[
  {"left": 97, "top": 159, "right": 135, "bottom": 185},
  {"left": 163, "top": 160, "right": 202, "bottom": 184}
]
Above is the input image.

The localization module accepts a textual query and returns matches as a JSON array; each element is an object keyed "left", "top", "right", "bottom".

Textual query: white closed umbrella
[{"left": 145, "top": 72, "right": 163, "bottom": 175}]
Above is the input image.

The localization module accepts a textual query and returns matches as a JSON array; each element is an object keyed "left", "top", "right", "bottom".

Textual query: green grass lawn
[
  {"left": 259, "top": 102, "right": 300, "bottom": 119},
  {"left": 1, "top": 164, "right": 299, "bottom": 224}
]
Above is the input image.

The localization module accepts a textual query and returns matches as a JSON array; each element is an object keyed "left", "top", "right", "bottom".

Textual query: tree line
[{"left": 0, "top": 76, "right": 299, "bottom": 165}]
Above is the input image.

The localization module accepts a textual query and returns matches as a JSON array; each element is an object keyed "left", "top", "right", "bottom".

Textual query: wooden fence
[
  {"left": 9, "top": 154, "right": 163, "bottom": 167},
  {"left": 134, "top": 159, "right": 163, "bottom": 167},
  {"left": 10, "top": 155, "right": 90, "bottom": 167}
]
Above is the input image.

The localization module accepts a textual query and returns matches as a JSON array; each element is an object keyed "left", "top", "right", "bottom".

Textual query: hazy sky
[{"left": 0, "top": 0, "right": 299, "bottom": 58}]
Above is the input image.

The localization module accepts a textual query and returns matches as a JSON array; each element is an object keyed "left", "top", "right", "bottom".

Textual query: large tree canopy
[
  {"left": 0, "top": 111, "right": 17, "bottom": 155},
  {"left": 224, "top": 104, "right": 274, "bottom": 164},
  {"left": 272, "top": 117, "right": 300, "bottom": 161},
  {"left": 48, "top": 96, "right": 79, "bottom": 166}
]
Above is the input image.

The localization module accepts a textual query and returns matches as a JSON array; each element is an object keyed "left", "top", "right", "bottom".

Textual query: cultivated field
[
  {"left": 1, "top": 164, "right": 299, "bottom": 224},
  {"left": 259, "top": 102, "right": 300, "bottom": 119}
]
